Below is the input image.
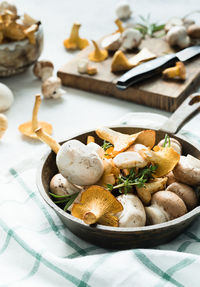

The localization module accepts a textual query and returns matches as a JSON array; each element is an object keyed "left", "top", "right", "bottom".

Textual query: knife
[{"left": 116, "top": 45, "right": 200, "bottom": 90}]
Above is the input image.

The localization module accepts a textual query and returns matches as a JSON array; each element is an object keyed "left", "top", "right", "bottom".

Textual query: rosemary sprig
[
  {"left": 102, "top": 140, "right": 113, "bottom": 151},
  {"left": 135, "top": 14, "right": 165, "bottom": 37},
  {"left": 50, "top": 192, "right": 79, "bottom": 209},
  {"left": 107, "top": 164, "right": 158, "bottom": 194}
]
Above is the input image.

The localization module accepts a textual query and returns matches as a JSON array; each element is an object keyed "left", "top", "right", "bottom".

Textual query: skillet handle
[{"left": 159, "top": 93, "right": 200, "bottom": 134}]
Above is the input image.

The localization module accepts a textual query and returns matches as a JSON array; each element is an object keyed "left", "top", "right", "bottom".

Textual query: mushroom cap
[
  {"left": 187, "top": 24, "right": 200, "bottom": 38},
  {"left": 77, "top": 59, "right": 89, "bottom": 74},
  {"left": 158, "top": 137, "right": 182, "bottom": 154},
  {"left": 173, "top": 155, "right": 200, "bottom": 186},
  {"left": 166, "top": 26, "right": 190, "bottom": 48},
  {"left": 116, "top": 194, "right": 146, "bottom": 227},
  {"left": 111, "top": 50, "right": 132, "bottom": 72},
  {"left": 87, "top": 142, "right": 104, "bottom": 158},
  {"left": 145, "top": 205, "right": 169, "bottom": 225},
  {"left": 0, "top": 113, "right": 8, "bottom": 139},
  {"left": 56, "top": 139, "right": 104, "bottom": 186},
  {"left": 113, "top": 151, "right": 147, "bottom": 169},
  {"left": 42, "top": 76, "right": 61, "bottom": 98},
  {"left": 101, "top": 33, "right": 122, "bottom": 51},
  {"left": 115, "top": 1, "right": 132, "bottom": 20},
  {"left": 33, "top": 60, "right": 54, "bottom": 81},
  {"left": 50, "top": 173, "right": 82, "bottom": 196},
  {"left": 151, "top": 190, "right": 187, "bottom": 220},
  {"left": 0, "top": 83, "right": 14, "bottom": 112},
  {"left": 88, "top": 40, "right": 108, "bottom": 62},
  {"left": 164, "top": 17, "right": 183, "bottom": 32},
  {"left": 127, "top": 143, "right": 148, "bottom": 152},
  {"left": 183, "top": 18, "right": 195, "bottom": 29},
  {"left": 121, "top": 28, "right": 142, "bottom": 50},
  {"left": 166, "top": 182, "right": 198, "bottom": 211}
]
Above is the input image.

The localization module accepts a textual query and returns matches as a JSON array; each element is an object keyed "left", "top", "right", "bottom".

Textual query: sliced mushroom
[
  {"left": 145, "top": 190, "right": 187, "bottom": 225},
  {"left": 158, "top": 137, "right": 182, "bottom": 154},
  {"left": 42, "top": 76, "right": 66, "bottom": 99},
  {"left": 33, "top": 60, "right": 54, "bottom": 81},
  {"left": 127, "top": 143, "right": 148, "bottom": 152},
  {"left": 166, "top": 26, "right": 190, "bottom": 48},
  {"left": 121, "top": 28, "right": 142, "bottom": 50},
  {"left": 56, "top": 139, "right": 104, "bottom": 186},
  {"left": 50, "top": 173, "right": 82, "bottom": 196},
  {"left": 173, "top": 155, "right": 200, "bottom": 186},
  {"left": 115, "top": 1, "right": 132, "bottom": 20},
  {"left": 0, "top": 82, "right": 14, "bottom": 112},
  {"left": 166, "top": 182, "right": 198, "bottom": 210},
  {"left": 116, "top": 194, "right": 146, "bottom": 227}
]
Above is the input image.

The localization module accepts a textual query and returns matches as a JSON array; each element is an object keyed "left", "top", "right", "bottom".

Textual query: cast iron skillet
[{"left": 37, "top": 93, "right": 200, "bottom": 249}]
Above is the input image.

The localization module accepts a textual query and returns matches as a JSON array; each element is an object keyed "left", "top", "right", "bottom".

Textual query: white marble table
[{"left": 1, "top": 0, "right": 200, "bottom": 170}]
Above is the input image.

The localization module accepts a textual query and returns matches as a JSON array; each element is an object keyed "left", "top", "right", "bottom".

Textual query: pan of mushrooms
[{"left": 36, "top": 93, "right": 200, "bottom": 249}]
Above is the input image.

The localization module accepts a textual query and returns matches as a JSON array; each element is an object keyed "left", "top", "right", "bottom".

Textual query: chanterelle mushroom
[
  {"left": 173, "top": 155, "right": 200, "bottom": 186},
  {"left": 50, "top": 173, "right": 82, "bottom": 196},
  {"left": 0, "top": 1, "right": 17, "bottom": 14},
  {"left": 166, "top": 182, "right": 198, "bottom": 210},
  {"left": 116, "top": 194, "right": 146, "bottom": 227},
  {"left": 33, "top": 60, "right": 54, "bottom": 81},
  {"left": 63, "top": 23, "right": 89, "bottom": 50},
  {"left": 115, "top": 1, "right": 132, "bottom": 20},
  {"left": 145, "top": 190, "right": 187, "bottom": 225},
  {"left": 0, "top": 82, "right": 14, "bottom": 112},
  {"left": 88, "top": 40, "right": 108, "bottom": 62},
  {"left": 121, "top": 28, "right": 142, "bottom": 50},
  {"left": 162, "top": 62, "right": 186, "bottom": 80},
  {"left": 42, "top": 76, "right": 66, "bottom": 99},
  {"left": 72, "top": 185, "right": 123, "bottom": 226},
  {"left": 0, "top": 113, "right": 8, "bottom": 139},
  {"left": 166, "top": 26, "right": 190, "bottom": 48}
]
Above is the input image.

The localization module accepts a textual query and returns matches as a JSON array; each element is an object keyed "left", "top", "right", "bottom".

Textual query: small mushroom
[
  {"left": 145, "top": 190, "right": 187, "bottom": 225},
  {"left": 113, "top": 151, "right": 147, "bottom": 169},
  {"left": 158, "top": 137, "right": 182, "bottom": 154},
  {"left": 101, "top": 32, "right": 122, "bottom": 52},
  {"left": 116, "top": 194, "right": 146, "bottom": 227},
  {"left": 22, "top": 13, "right": 38, "bottom": 26},
  {"left": 187, "top": 24, "right": 200, "bottom": 38},
  {"left": 63, "top": 23, "right": 89, "bottom": 50},
  {"left": 173, "top": 155, "right": 200, "bottom": 186},
  {"left": 50, "top": 173, "right": 82, "bottom": 196},
  {"left": 0, "top": 82, "right": 14, "bottom": 112},
  {"left": 121, "top": 28, "right": 142, "bottom": 50},
  {"left": 164, "top": 17, "right": 183, "bottom": 33},
  {"left": 77, "top": 59, "right": 97, "bottom": 76},
  {"left": 0, "top": 113, "right": 8, "bottom": 139},
  {"left": 72, "top": 185, "right": 123, "bottom": 226},
  {"left": 88, "top": 40, "right": 108, "bottom": 62},
  {"left": 98, "top": 158, "right": 119, "bottom": 187},
  {"left": 162, "top": 62, "right": 186, "bottom": 80},
  {"left": 33, "top": 60, "right": 54, "bottom": 81},
  {"left": 23, "top": 23, "right": 38, "bottom": 44},
  {"left": 166, "top": 26, "right": 190, "bottom": 48},
  {"left": 18, "top": 95, "right": 52, "bottom": 139},
  {"left": 183, "top": 18, "right": 195, "bottom": 29},
  {"left": 166, "top": 182, "right": 198, "bottom": 210},
  {"left": 115, "top": 1, "right": 132, "bottom": 20},
  {"left": 136, "top": 177, "right": 168, "bottom": 200},
  {"left": 96, "top": 127, "right": 155, "bottom": 154},
  {"left": 115, "top": 18, "right": 125, "bottom": 33},
  {"left": 127, "top": 143, "right": 148, "bottom": 152},
  {"left": 42, "top": 76, "right": 66, "bottom": 99}
]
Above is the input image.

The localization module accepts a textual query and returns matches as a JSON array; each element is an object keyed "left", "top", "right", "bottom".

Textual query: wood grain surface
[{"left": 58, "top": 37, "right": 200, "bottom": 112}]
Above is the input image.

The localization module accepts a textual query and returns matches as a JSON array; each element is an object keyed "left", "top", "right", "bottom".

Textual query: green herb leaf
[
  {"left": 136, "top": 14, "right": 165, "bottom": 37},
  {"left": 102, "top": 140, "right": 113, "bottom": 151},
  {"left": 107, "top": 184, "right": 114, "bottom": 191},
  {"left": 64, "top": 193, "right": 79, "bottom": 211},
  {"left": 162, "top": 134, "right": 171, "bottom": 148}
]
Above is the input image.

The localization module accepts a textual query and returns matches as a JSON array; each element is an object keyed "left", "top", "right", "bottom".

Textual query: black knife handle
[{"left": 116, "top": 54, "right": 179, "bottom": 90}]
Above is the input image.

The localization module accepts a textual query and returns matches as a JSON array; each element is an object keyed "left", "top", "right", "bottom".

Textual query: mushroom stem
[
  {"left": 83, "top": 211, "right": 100, "bottom": 224},
  {"left": 35, "top": 127, "right": 60, "bottom": 154},
  {"left": 32, "top": 94, "right": 41, "bottom": 132},
  {"left": 115, "top": 19, "right": 125, "bottom": 33},
  {"left": 92, "top": 40, "right": 103, "bottom": 58},
  {"left": 69, "top": 23, "right": 80, "bottom": 44},
  {"left": 89, "top": 40, "right": 108, "bottom": 62}
]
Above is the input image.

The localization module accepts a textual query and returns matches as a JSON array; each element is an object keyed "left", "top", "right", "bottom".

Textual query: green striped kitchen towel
[{"left": 0, "top": 114, "right": 200, "bottom": 287}]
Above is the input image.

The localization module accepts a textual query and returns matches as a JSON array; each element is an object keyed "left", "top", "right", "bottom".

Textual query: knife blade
[{"left": 116, "top": 45, "right": 200, "bottom": 90}]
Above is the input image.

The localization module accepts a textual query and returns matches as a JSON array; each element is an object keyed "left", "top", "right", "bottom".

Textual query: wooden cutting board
[{"left": 57, "top": 37, "right": 200, "bottom": 112}]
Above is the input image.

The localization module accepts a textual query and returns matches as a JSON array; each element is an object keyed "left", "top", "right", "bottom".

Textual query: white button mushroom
[
  {"left": 0, "top": 83, "right": 14, "bottom": 112},
  {"left": 173, "top": 155, "right": 200, "bottom": 186},
  {"left": 145, "top": 190, "right": 187, "bottom": 225},
  {"left": 158, "top": 137, "right": 182, "bottom": 154},
  {"left": 0, "top": 113, "right": 8, "bottom": 139},
  {"left": 87, "top": 142, "right": 104, "bottom": 158},
  {"left": 33, "top": 60, "right": 54, "bottom": 82},
  {"left": 116, "top": 194, "right": 146, "bottom": 227},
  {"left": 50, "top": 173, "right": 82, "bottom": 196},
  {"left": 115, "top": 1, "right": 132, "bottom": 20},
  {"left": 121, "top": 28, "right": 142, "bottom": 50},
  {"left": 164, "top": 17, "right": 183, "bottom": 33},
  {"left": 166, "top": 26, "right": 190, "bottom": 48},
  {"left": 42, "top": 76, "right": 66, "bottom": 99},
  {"left": 166, "top": 182, "right": 198, "bottom": 210},
  {"left": 56, "top": 139, "right": 104, "bottom": 186},
  {"left": 113, "top": 151, "right": 147, "bottom": 169}
]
